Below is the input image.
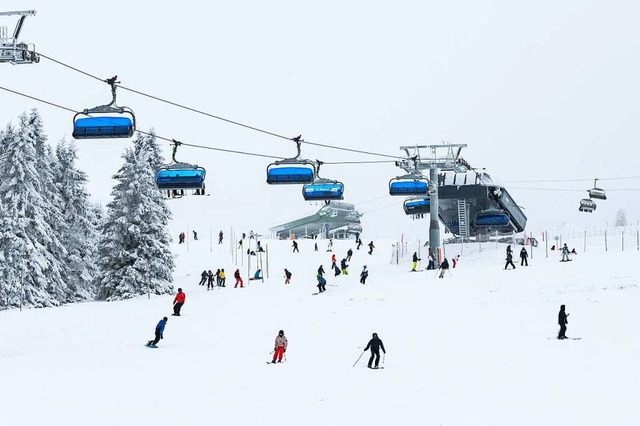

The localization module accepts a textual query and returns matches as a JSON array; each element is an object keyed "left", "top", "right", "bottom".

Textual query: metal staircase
[{"left": 457, "top": 199, "right": 469, "bottom": 240}]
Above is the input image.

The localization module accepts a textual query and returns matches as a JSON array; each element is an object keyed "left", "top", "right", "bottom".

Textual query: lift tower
[{"left": 396, "top": 143, "right": 467, "bottom": 266}]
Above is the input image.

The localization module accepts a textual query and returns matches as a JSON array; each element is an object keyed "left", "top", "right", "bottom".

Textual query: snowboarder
[
  {"left": 363, "top": 332, "right": 386, "bottom": 369},
  {"left": 411, "top": 252, "right": 421, "bottom": 271},
  {"left": 207, "top": 270, "right": 215, "bottom": 290},
  {"left": 218, "top": 230, "right": 224, "bottom": 244},
  {"left": 520, "top": 247, "right": 528, "bottom": 266},
  {"left": 234, "top": 269, "right": 243, "bottom": 288},
  {"left": 317, "top": 265, "right": 325, "bottom": 277},
  {"left": 249, "top": 269, "right": 263, "bottom": 281},
  {"left": 198, "top": 270, "right": 207, "bottom": 286},
  {"left": 558, "top": 304, "right": 569, "bottom": 339},
  {"left": 193, "top": 230, "right": 198, "bottom": 241},
  {"left": 284, "top": 268, "right": 292, "bottom": 284},
  {"left": 346, "top": 248, "right": 353, "bottom": 262},
  {"left": 340, "top": 258, "right": 349, "bottom": 275},
  {"left": 146, "top": 317, "right": 168, "bottom": 348},
  {"left": 504, "top": 252, "right": 516, "bottom": 270},
  {"left": 368, "top": 241, "right": 375, "bottom": 255},
  {"left": 173, "top": 288, "right": 186, "bottom": 316},
  {"left": 316, "top": 273, "right": 327, "bottom": 293},
  {"left": 438, "top": 258, "right": 450, "bottom": 278},
  {"left": 561, "top": 244, "right": 570, "bottom": 262},
  {"left": 356, "top": 238, "right": 363, "bottom": 250},
  {"left": 271, "top": 330, "right": 288, "bottom": 363},
  {"left": 219, "top": 269, "right": 226, "bottom": 287},
  {"left": 331, "top": 253, "right": 337, "bottom": 270},
  {"left": 360, "top": 265, "right": 368, "bottom": 284},
  {"left": 292, "top": 240, "right": 299, "bottom": 253}
]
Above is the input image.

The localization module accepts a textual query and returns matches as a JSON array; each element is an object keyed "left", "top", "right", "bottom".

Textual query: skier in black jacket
[
  {"left": 520, "top": 247, "right": 528, "bottom": 266},
  {"left": 363, "top": 333, "right": 386, "bottom": 369},
  {"left": 317, "top": 265, "right": 325, "bottom": 277},
  {"left": 505, "top": 252, "right": 516, "bottom": 270},
  {"left": 198, "top": 270, "right": 207, "bottom": 286},
  {"left": 558, "top": 304, "right": 569, "bottom": 339}
]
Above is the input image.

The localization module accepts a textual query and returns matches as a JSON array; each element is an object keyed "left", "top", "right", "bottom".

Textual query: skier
[
  {"left": 504, "top": 251, "right": 516, "bottom": 270},
  {"left": 314, "top": 242, "right": 318, "bottom": 252},
  {"left": 173, "top": 288, "right": 186, "bottom": 316},
  {"left": 238, "top": 239, "right": 243, "bottom": 249},
  {"left": 271, "top": 330, "right": 288, "bottom": 363},
  {"left": 218, "top": 230, "right": 224, "bottom": 244},
  {"left": 317, "top": 265, "right": 325, "bottom": 277},
  {"left": 561, "top": 243, "right": 570, "bottom": 262},
  {"left": 340, "top": 258, "right": 349, "bottom": 275},
  {"left": 178, "top": 232, "right": 184, "bottom": 244},
  {"left": 331, "top": 253, "right": 337, "bottom": 270},
  {"left": 284, "top": 268, "right": 292, "bottom": 284},
  {"left": 326, "top": 239, "right": 333, "bottom": 252},
  {"left": 193, "top": 230, "right": 198, "bottom": 241},
  {"left": 346, "top": 248, "right": 353, "bottom": 262},
  {"left": 207, "top": 270, "right": 215, "bottom": 290},
  {"left": 411, "top": 252, "right": 421, "bottom": 272},
  {"left": 360, "top": 265, "right": 369, "bottom": 284},
  {"left": 363, "top": 332, "right": 386, "bottom": 369},
  {"left": 368, "top": 241, "right": 375, "bottom": 255},
  {"left": 356, "top": 238, "right": 363, "bottom": 250},
  {"left": 520, "top": 247, "right": 529, "bottom": 266},
  {"left": 219, "top": 269, "right": 226, "bottom": 287},
  {"left": 452, "top": 255, "right": 460, "bottom": 268},
  {"left": 292, "top": 240, "right": 299, "bottom": 253},
  {"left": 257, "top": 241, "right": 265, "bottom": 252},
  {"left": 438, "top": 258, "right": 450, "bottom": 278},
  {"left": 198, "top": 270, "right": 207, "bottom": 286},
  {"left": 558, "top": 304, "right": 569, "bottom": 339},
  {"left": 334, "top": 264, "right": 342, "bottom": 277},
  {"left": 506, "top": 244, "right": 513, "bottom": 257},
  {"left": 234, "top": 268, "right": 244, "bottom": 288},
  {"left": 146, "top": 317, "right": 168, "bottom": 348},
  {"left": 427, "top": 252, "right": 435, "bottom": 270},
  {"left": 316, "top": 273, "right": 327, "bottom": 293},
  {"left": 214, "top": 268, "right": 221, "bottom": 286}
]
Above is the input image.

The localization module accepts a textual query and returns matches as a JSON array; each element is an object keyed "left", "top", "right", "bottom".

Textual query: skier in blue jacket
[{"left": 147, "top": 317, "right": 168, "bottom": 348}]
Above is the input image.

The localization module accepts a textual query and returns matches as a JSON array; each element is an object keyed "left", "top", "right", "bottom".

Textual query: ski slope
[{"left": 1, "top": 202, "right": 639, "bottom": 425}]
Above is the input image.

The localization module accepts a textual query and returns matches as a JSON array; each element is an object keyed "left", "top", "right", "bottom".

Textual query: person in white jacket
[{"left": 271, "top": 330, "right": 288, "bottom": 363}]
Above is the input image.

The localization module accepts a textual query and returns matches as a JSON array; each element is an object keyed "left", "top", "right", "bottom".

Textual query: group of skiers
[{"left": 198, "top": 269, "right": 227, "bottom": 289}]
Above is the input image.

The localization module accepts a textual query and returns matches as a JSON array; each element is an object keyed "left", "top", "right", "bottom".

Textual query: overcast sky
[{"left": 2, "top": 0, "right": 639, "bottom": 237}]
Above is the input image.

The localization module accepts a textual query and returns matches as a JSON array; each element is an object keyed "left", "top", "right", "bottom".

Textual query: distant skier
[
  {"left": 334, "top": 264, "right": 342, "bottom": 277},
  {"left": 360, "top": 265, "right": 369, "bottom": 284},
  {"left": 234, "top": 269, "right": 244, "bottom": 288},
  {"left": 214, "top": 269, "right": 221, "bottom": 286},
  {"left": 356, "top": 238, "right": 363, "bottom": 250},
  {"left": 219, "top": 269, "right": 226, "bottom": 287},
  {"left": 558, "top": 304, "right": 569, "bottom": 339},
  {"left": 249, "top": 269, "right": 263, "bottom": 281},
  {"left": 363, "top": 332, "right": 386, "bottom": 369},
  {"left": 238, "top": 239, "right": 243, "bottom": 249},
  {"left": 317, "top": 265, "right": 325, "bottom": 277},
  {"left": 146, "top": 317, "right": 168, "bottom": 348},
  {"left": 340, "top": 258, "right": 349, "bottom": 275},
  {"left": 193, "top": 230, "right": 198, "bottom": 241},
  {"left": 316, "top": 273, "right": 327, "bottom": 293},
  {"left": 178, "top": 232, "right": 184, "bottom": 244},
  {"left": 198, "top": 270, "right": 207, "bottom": 286},
  {"left": 284, "top": 268, "right": 292, "bottom": 284},
  {"left": 218, "top": 230, "right": 224, "bottom": 244},
  {"left": 427, "top": 252, "right": 435, "bottom": 270},
  {"left": 368, "top": 241, "right": 375, "bottom": 255},
  {"left": 520, "top": 247, "right": 529, "bottom": 266},
  {"left": 173, "top": 288, "right": 186, "bottom": 316},
  {"left": 561, "top": 244, "right": 570, "bottom": 262},
  {"left": 346, "top": 248, "right": 353, "bottom": 262},
  {"left": 314, "top": 242, "right": 318, "bottom": 252},
  {"left": 438, "top": 258, "right": 450, "bottom": 278},
  {"left": 257, "top": 241, "right": 265, "bottom": 252},
  {"left": 271, "top": 330, "right": 288, "bottom": 363},
  {"left": 207, "top": 270, "right": 215, "bottom": 290},
  {"left": 506, "top": 244, "right": 513, "bottom": 257},
  {"left": 504, "top": 252, "right": 516, "bottom": 270},
  {"left": 452, "top": 255, "right": 459, "bottom": 268},
  {"left": 326, "top": 239, "right": 333, "bottom": 252},
  {"left": 292, "top": 240, "right": 299, "bottom": 253},
  {"left": 331, "top": 253, "right": 337, "bottom": 270},
  {"left": 411, "top": 252, "right": 421, "bottom": 272}
]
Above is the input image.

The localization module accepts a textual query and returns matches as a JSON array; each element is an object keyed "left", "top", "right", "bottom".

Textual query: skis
[{"left": 145, "top": 344, "right": 158, "bottom": 349}]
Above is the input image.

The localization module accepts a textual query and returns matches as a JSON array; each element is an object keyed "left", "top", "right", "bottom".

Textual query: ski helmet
[{"left": 278, "top": 330, "right": 284, "bottom": 335}]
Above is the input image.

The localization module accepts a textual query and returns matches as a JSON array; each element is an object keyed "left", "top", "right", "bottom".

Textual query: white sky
[{"left": 2, "top": 0, "right": 640, "bottom": 236}]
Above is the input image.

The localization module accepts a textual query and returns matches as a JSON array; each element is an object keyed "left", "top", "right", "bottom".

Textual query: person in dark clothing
[
  {"left": 317, "top": 265, "right": 325, "bottom": 277},
  {"left": 334, "top": 265, "right": 341, "bottom": 277},
  {"left": 198, "top": 270, "right": 207, "bottom": 286},
  {"left": 314, "top": 242, "right": 318, "bottom": 251},
  {"left": 520, "top": 247, "right": 528, "bottom": 266},
  {"left": 506, "top": 244, "right": 513, "bottom": 257},
  {"left": 193, "top": 230, "right": 198, "bottom": 241},
  {"left": 173, "top": 288, "right": 186, "bottom": 316},
  {"left": 438, "top": 258, "right": 450, "bottom": 278},
  {"left": 558, "top": 305, "right": 569, "bottom": 339},
  {"left": 561, "top": 244, "right": 570, "bottom": 261},
  {"left": 234, "top": 269, "right": 244, "bottom": 288},
  {"left": 504, "top": 252, "right": 516, "bottom": 270},
  {"left": 427, "top": 251, "right": 435, "bottom": 270},
  {"left": 207, "top": 270, "right": 215, "bottom": 290},
  {"left": 218, "top": 230, "right": 223, "bottom": 244},
  {"left": 340, "top": 258, "right": 349, "bottom": 275},
  {"left": 346, "top": 248, "right": 353, "bottom": 262},
  {"left": 147, "top": 317, "right": 168, "bottom": 347},
  {"left": 256, "top": 241, "right": 264, "bottom": 252},
  {"left": 356, "top": 238, "right": 363, "bottom": 250},
  {"left": 316, "top": 273, "right": 326, "bottom": 293},
  {"left": 284, "top": 268, "right": 292, "bottom": 284},
  {"left": 292, "top": 241, "right": 299, "bottom": 253},
  {"left": 360, "top": 265, "right": 368, "bottom": 284},
  {"left": 363, "top": 333, "right": 386, "bottom": 369},
  {"left": 214, "top": 269, "right": 221, "bottom": 286},
  {"left": 368, "top": 241, "right": 375, "bottom": 255},
  {"left": 411, "top": 252, "right": 421, "bottom": 271}
]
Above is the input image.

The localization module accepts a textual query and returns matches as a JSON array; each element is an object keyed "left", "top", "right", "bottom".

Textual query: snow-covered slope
[{"left": 1, "top": 212, "right": 639, "bottom": 425}]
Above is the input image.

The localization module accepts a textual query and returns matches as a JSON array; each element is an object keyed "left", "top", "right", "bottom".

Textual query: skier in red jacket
[
  {"left": 173, "top": 288, "right": 186, "bottom": 316},
  {"left": 234, "top": 269, "right": 244, "bottom": 288}
]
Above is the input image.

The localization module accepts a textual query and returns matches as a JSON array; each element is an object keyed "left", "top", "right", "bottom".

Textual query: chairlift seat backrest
[
  {"left": 475, "top": 210, "right": 510, "bottom": 227},
  {"left": 403, "top": 197, "right": 430, "bottom": 215},
  {"left": 156, "top": 166, "right": 206, "bottom": 190},
  {"left": 267, "top": 165, "right": 315, "bottom": 184},
  {"left": 389, "top": 179, "right": 428, "bottom": 196},
  {"left": 302, "top": 181, "right": 344, "bottom": 200},
  {"left": 73, "top": 116, "right": 134, "bottom": 139}
]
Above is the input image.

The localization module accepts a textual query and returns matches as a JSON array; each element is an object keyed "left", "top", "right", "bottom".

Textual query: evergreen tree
[
  {"left": 0, "top": 119, "right": 69, "bottom": 307},
  {"left": 97, "top": 143, "right": 174, "bottom": 301},
  {"left": 54, "top": 139, "right": 100, "bottom": 299},
  {"left": 133, "top": 129, "right": 165, "bottom": 171}
]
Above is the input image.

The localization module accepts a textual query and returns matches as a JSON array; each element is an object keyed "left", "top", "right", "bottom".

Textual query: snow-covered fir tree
[
  {"left": 133, "top": 129, "right": 164, "bottom": 170},
  {"left": 0, "top": 118, "right": 70, "bottom": 308},
  {"left": 97, "top": 137, "right": 174, "bottom": 301},
  {"left": 54, "top": 139, "right": 100, "bottom": 300}
]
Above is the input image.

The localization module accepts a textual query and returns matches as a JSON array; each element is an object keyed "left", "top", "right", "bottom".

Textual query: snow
[{"left": 1, "top": 205, "right": 640, "bottom": 425}]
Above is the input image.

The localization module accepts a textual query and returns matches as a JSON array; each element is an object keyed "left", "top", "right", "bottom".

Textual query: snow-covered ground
[{"left": 1, "top": 198, "right": 639, "bottom": 426}]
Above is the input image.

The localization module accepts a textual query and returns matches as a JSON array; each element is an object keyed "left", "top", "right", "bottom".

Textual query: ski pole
[
  {"left": 383, "top": 352, "right": 386, "bottom": 367},
  {"left": 353, "top": 350, "right": 365, "bottom": 367},
  {"left": 447, "top": 269, "right": 453, "bottom": 277}
]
